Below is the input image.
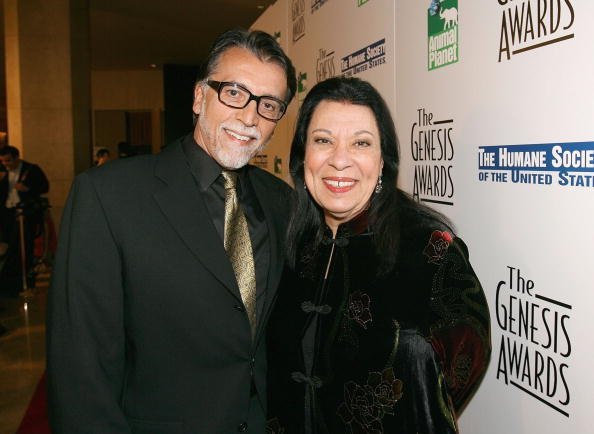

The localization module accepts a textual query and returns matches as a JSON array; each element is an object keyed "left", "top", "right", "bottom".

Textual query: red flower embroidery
[{"left": 423, "top": 230, "right": 453, "bottom": 264}]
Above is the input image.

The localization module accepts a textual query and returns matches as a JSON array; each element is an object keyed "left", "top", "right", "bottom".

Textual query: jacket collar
[
  {"left": 322, "top": 209, "right": 371, "bottom": 246},
  {"left": 152, "top": 137, "right": 286, "bottom": 342},
  {"left": 152, "top": 138, "right": 239, "bottom": 297}
]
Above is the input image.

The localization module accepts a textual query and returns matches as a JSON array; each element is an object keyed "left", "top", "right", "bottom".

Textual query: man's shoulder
[
  {"left": 77, "top": 154, "right": 159, "bottom": 199},
  {"left": 19, "top": 161, "right": 47, "bottom": 182},
  {"left": 88, "top": 153, "right": 156, "bottom": 180},
  {"left": 76, "top": 140, "right": 187, "bottom": 195},
  {"left": 86, "top": 137, "right": 184, "bottom": 180},
  {"left": 246, "top": 166, "right": 293, "bottom": 225},
  {"left": 21, "top": 160, "right": 40, "bottom": 171}
]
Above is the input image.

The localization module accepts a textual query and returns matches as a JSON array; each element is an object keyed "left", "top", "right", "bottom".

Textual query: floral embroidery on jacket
[
  {"left": 347, "top": 291, "right": 373, "bottom": 329},
  {"left": 423, "top": 230, "right": 453, "bottom": 264},
  {"left": 265, "top": 418, "right": 285, "bottom": 434},
  {"left": 337, "top": 367, "right": 404, "bottom": 433},
  {"left": 450, "top": 351, "right": 472, "bottom": 390}
]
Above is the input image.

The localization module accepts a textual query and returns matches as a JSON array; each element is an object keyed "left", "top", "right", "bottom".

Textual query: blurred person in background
[
  {"left": 0, "top": 145, "right": 49, "bottom": 295},
  {"left": 95, "top": 148, "right": 111, "bottom": 166}
]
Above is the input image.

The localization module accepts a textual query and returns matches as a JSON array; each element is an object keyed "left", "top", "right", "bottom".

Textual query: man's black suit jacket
[
  {"left": 0, "top": 160, "right": 49, "bottom": 208},
  {"left": 47, "top": 137, "right": 292, "bottom": 433}
]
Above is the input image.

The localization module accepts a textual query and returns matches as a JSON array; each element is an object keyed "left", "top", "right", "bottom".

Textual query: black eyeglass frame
[{"left": 206, "top": 80, "right": 287, "bottom": 121}]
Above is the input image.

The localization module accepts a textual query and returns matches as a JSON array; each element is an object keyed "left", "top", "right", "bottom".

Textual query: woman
[{"left": 267, "top": 77, "right": 491, "bottom": 434}]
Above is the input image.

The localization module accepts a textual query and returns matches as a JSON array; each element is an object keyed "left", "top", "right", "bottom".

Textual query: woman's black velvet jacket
[{"left": 267, "top": 209, "right": 491, "bottom": 434}]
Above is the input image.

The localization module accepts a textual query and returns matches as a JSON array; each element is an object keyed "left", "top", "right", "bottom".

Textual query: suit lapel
[
  {"left": 17, "top": 162, "right": 28, "bottom": 201},
  {"left": 152, "top": 141, "right": 241, "bottom": 299},
  {"left": 0, "top": 172, "right": 7, "bottom": 202},
  {"left": 18, "top": 162, "right": 28, "bottom": 182},
  {"left": 152, "top": 145, "right": 287, "bottom": 341},
  {"left": 249, "top": 168, "right": 285, "bottom": 341}
]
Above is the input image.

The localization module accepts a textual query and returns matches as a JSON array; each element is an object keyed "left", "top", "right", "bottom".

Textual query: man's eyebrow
[{"left": 227, "top": 80, "right": 285, "bottom": 100}]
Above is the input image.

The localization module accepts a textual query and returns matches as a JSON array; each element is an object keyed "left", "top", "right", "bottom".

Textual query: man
[
  {"left": 47, "top": 29, "right": 296, "bottom": 433},
  {"left": 0, "top": 146, "right": 49, "bottom": 294},
  {"left": 95, "top": 148, "right": 111, "bottom": 166}
]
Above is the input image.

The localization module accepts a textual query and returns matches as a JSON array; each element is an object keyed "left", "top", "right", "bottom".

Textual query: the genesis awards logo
[
  {"left": 498, "top": 0, "right": 575, "bottom": 62},
  {"left": 316, "top": 48, "right": 336, "bottom": 83},
  {"left": 311, "top": 0, "right": 329, "bottom": 14},
  {"left": 478, "top": 142, "right": 594, "bottom": 188},
  {"left": 357, "top": 0, "right": 371, "bottom": 6},
  {"left": 340, "top": 39, "right": 386, "bottom": 78},
  {"left": 410, "top": 108, "right": 455, "bottom": 205},
  {"left": 495, "top": 266, "right": 572, "bottom": 416},
  {"left": 292, "top": 0, "right": 305, "bottom": 43},
  {"left": 428, "top": 0, "right": 459, "bottom": 70}
]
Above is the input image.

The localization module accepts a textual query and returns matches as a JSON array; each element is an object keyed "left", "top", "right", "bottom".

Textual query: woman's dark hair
[
  {"left": 287, "top": 77, "right": 449, "bottom": 273},
  {"left": 197, "top": 28, "right": 297, "bottom": 103}
]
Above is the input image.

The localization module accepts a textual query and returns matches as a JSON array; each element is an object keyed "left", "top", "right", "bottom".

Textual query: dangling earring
[
  {"left": 304, "top": 182, "right": 307, "bottom": 191},
  {"left": 375, "top": 174, "right": 383, "bottom": 194}
]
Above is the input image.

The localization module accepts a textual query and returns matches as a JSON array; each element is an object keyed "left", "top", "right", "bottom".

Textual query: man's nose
[{"left": 237, "top": 100, "right": 259, "bottom": 127}]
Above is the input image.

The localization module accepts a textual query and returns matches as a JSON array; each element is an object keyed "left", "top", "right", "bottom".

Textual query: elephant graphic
[{"left": 440, "top": 7, "right": 458, "bottom": 30}]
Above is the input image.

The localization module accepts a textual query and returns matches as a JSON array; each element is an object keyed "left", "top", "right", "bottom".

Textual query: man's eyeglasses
[{"left": 207, "top": 80, "right": 287, "bottom": 122}]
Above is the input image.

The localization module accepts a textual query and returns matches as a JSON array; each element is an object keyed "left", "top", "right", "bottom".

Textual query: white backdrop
[{"left": 253, "top": 1, "right": 594, "bottom": 432}]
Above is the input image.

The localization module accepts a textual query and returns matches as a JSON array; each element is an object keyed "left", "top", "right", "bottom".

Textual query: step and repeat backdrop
[{"left": 252, "top": 1, "right": 593, "bottom": 433}]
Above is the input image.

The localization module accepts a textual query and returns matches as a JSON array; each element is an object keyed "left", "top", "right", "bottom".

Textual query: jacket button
[
  {"left": 234, "top": 304, "right": 245, "bottom": 312},
  {"left": 237, "top": 421, "right": 248, "bottom": 432}
]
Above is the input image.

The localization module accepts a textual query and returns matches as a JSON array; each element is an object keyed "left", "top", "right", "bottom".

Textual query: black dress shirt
[{"left": 182, "top": 135, "right": 270, "bottom": 321}]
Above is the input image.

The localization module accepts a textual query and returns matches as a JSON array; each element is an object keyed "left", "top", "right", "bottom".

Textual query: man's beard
[
  {"left": 198, "top": 100, "right": 269, "bottom": 169},
  {"left": 210, "top": 125, "right": 267, "bottom": 169}
]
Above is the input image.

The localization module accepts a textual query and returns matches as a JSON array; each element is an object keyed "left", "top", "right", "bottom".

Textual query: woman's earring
[
  {"left": 304, "top": 182, "right": 307, "bottom": 191},
  {"left": 375, "top": 174, "right": 383, "bottom": 194}
]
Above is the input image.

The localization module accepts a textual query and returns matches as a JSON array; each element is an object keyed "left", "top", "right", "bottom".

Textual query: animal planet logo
[
  {"left": 340, "top": 38, "right": 386, "bottom": 78},
  {"left": 297, "top": 72, "right": 308, "bottom": 102},
  {"left": 316, "top": 48, "right": 337, "bottom": 83},
  {"left": 495, "top": 266, "right": 572, "bottom": 416},
  {"left": 292, "top": 0, "right": 305, "bottom": 43},
  {"left": 477, "top": 142, "right": 594, "bottom": 188},
  {"left": 498, "top": 0, "right": 575, "bottom": 62},
  {"left": 428, "top": 0, "right": 459, "bottom": 70},
  {"left": 312, "top": 0, "right": 329, "bottom": 14},
  {"left": 410, "top": 108, "right": 455, "bottom": 206}
]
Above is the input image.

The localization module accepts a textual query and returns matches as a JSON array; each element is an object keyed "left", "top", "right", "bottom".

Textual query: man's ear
[{"left": 192, "top": 84, "right": 204, "bottom": 116}]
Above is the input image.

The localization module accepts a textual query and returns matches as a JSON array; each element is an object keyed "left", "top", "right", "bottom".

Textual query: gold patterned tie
[{"left": 222, "top": 170, "right": 257, "bottom": 336}]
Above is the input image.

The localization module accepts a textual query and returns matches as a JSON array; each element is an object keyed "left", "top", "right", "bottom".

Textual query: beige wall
[
  {"left": 91, "top": 70, "right": 163, "bottom": 110},
  {"left": 91, "top": 69, "right": 164, "bottom": 153},
  {"left": 93, "top": 110, "right": 126, "bottom": 161},
  {"left": 4, "top": 0, "right": 91, "bottom": 228}
]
